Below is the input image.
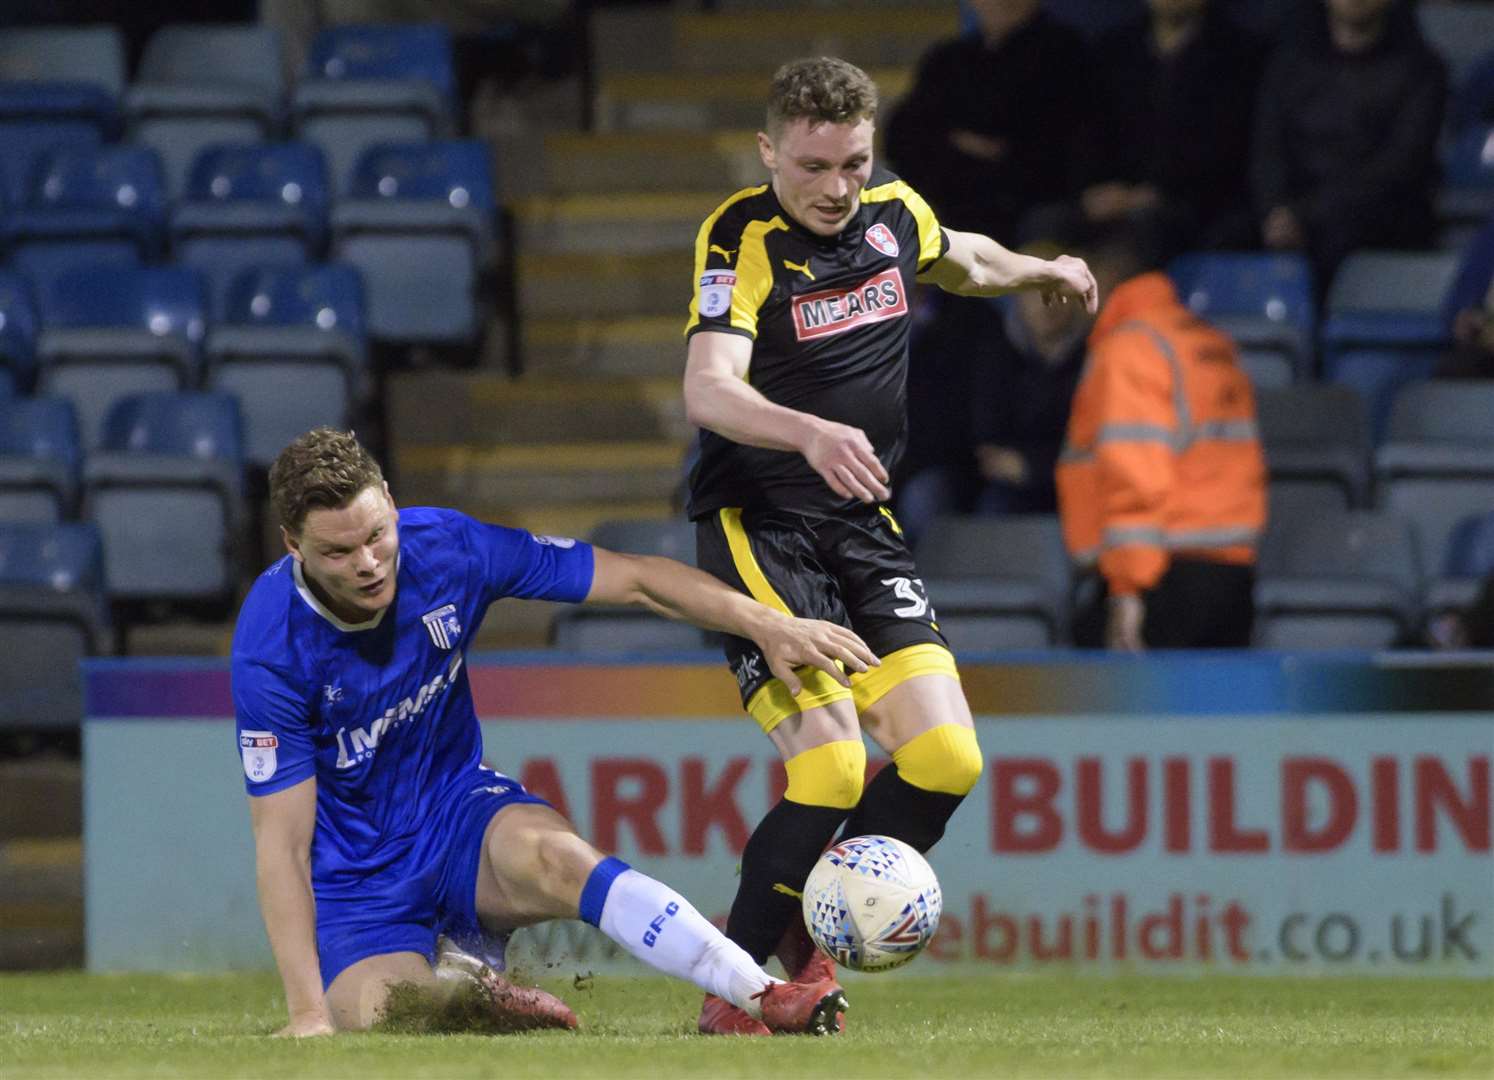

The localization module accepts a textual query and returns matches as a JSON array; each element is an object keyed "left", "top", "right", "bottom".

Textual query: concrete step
[
  {"left": 541, "top": 130, "right": 762, "bottom": 196},
  {"left": 0, "top": 760, "right": 80, "bottom": 840},
  {"left": 670, "top": 9, "right": 954, "bottom": 73},
  {"left": 517, "top": 249, "right": 693, "bottom": 320},
  {"left": 395, "top": 440, "right": 688, "bottom": 509},
  {"left": 0, "top": 837, "right": 83, "bottom": 970},
  {"left": 511, "top": 190, "right": 723, "bottom": 255},
  {"left": 595, "top": 67, "right": 912, "bottom": 132},
  {"left": 522, "top": 315, "right": 685, "bottom": 377},
  {"left": 388, "top": 372, "right": 689, "bottom": 446}
]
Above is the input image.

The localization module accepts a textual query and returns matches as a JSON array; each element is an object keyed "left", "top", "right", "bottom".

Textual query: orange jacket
[{"left": 1056, "top": 272, "right": 1267, "bottom": 596}]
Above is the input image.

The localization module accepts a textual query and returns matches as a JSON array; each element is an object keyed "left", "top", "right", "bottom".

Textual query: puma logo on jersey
[
  {"left": 791, "top": 268, "right": 909, "bottom": 342},
  {"left": 783, "top": 258, "right": 815, "bottom": 281},
  {"left": 709, "top": 243, "right": 737, "bottom": 264}
]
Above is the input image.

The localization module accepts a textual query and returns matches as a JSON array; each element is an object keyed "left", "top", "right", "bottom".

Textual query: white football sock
[{"left": 584, "top": 860, "right": 776, "bottom": 1016}]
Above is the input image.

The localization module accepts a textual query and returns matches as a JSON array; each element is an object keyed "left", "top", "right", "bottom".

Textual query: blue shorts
[{"left": 314, "top": 764, "right": 549, "bottom": 990}]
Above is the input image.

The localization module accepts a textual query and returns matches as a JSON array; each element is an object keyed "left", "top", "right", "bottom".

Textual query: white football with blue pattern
[{"left": 801, "top": 834, "right": 942, "bottom": 972}]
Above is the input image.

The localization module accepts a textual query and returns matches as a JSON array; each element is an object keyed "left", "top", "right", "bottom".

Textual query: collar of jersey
[{"left": 292, "top": 554, "right": 400, "bottom": 632}]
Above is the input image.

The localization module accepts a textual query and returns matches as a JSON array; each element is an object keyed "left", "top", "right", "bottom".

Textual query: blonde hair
[
  {"left": 269, "top": 428, "right": 384, "bottom": 536},
  {"left": 766, "top": 57, "right": 879, "bottom": 137}
]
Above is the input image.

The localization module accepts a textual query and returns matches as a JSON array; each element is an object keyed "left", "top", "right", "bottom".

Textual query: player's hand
[
  {"left": 274, "top": 1012, "right": 335, "bottom": 1038},
  {"left": 803, "top": 419, "right": 890, "bottom": 504},
  {"left": 1038, "top": 254, "right": 1099, "bottom": 315},
  {"left": 754, "top": 614, "right": 880, "bottom": 696}
]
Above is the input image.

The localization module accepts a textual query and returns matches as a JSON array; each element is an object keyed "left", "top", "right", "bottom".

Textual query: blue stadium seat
[
  {"left": 915, "top": 514, "right": 1072, "bottom": 647},
  {"left": 1438, "top": 125, "right": 1494, "bottom": 239},
  {"left": 0, "top": 25, "right": 124, "bottom": 139},
  {"left": 7, "top": 145, "right": 167, "bottom": 267},
  {"left": 0, "top": 396, "right": 83, "bottom": 521},
  {"left": 1255, "top": 384, "right": 1371, "bottom": 509},
  {"left": 0, "top": 271, "right": 41, "bottom": 393},
  {"left": 1255, "top": 508, "right": 1422, "bottom": 650},
  {"left": 332, "top": 140, "right": 495, "bottom": 344},
  {"left": 0, "top": 81, "right": 119, "bottom": 139},
  {"left": 1426, "top": 510, "right": 1494, "bottom": 620},
  {"left": 0, "top": 26, "right": 126, "bottom": 98},
  {"left": 206, "top": 263, "right": 368, "bottom": 468},
  {"left": 1375, "top": 379, "right": 1494, "bottom": 581},
  {"left": 1168, "top": 252, "right": 1315, "bottom": 383},
  {"left": 1419, "top": 1, "right": 1494, "bottom": 85},
  {"left": 293, "top": 24, "right": 456, "bottom": 193},
  {"left": 171, "top": 143, "right": 330, "bottom": 298},
  {"left": 0, "top": 519, "right": 110, "bottom": 729},
  {"left": 127, "top": 24, "right": 285, "bottom": 199},
  {"left": 0, "top": 119, "right": 103, "bottom": 206},
  {"left": 1449, "top": 50, "right": 1494, "bottom": 139},
  {"left": 36, "top": 265, "right": 207, "bottom": 449},
  {"left": 1321, "top": 251, "right": 1460, "bottom": 442},
  {"left": 83, "top": 392, "right": 244, "bottom": 604}
]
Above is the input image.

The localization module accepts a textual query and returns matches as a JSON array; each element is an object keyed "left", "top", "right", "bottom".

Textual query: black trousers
[{"left": 1074, "top": 558, "right": 1256, "bottom": 648}]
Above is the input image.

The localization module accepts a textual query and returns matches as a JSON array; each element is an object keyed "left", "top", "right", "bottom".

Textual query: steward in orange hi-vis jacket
[{"left": 1057, "top": 270, "right": 1267, "bottom": 649}]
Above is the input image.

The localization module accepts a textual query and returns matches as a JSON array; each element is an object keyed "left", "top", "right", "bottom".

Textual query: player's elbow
[{"left": 682, "top": 376, "right": 715, "bottom": 430}]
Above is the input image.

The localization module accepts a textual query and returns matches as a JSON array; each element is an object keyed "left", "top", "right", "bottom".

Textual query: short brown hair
[
  {"left": 765, "top": 57, "right": 878, "bottom": 137},
  {"left": 269, "top": 428, "right": 384, "bottom": 536}
]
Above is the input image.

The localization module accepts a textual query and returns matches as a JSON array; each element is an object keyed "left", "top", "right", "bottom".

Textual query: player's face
[
  {"left": 285, "top": 483, "right": 400, "bottom": 623},
  {"left": 759, "top": 117, "right": 875, "bottom": 237}
]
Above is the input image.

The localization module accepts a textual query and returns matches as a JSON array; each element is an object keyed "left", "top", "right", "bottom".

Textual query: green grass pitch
[{"left": 2, "top": 971, "right": 1491, "bottom": 1078}]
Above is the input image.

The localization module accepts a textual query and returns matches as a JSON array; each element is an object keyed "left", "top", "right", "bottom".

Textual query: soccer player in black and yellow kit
[{"left": 683, "top": 57, "right": 1098, "bottom": 1036}]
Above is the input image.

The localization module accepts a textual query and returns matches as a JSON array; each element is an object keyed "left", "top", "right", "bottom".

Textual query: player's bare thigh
[
  {"left": 473, "top": 802, "right": 604, "bottom": 932},
  {"left": 857, "top": 672, "right": 973, "bottom": 756},
  {"left": 766, "top": 696, "right": 862, "bottom": 759},
  {"left": 325, "top": 950, "right": 436, "bottom": 1031}
]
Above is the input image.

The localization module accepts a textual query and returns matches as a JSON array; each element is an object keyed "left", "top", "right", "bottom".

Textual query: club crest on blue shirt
[{"left": 422, "top": 603, "right": 462, "bottom": 650}]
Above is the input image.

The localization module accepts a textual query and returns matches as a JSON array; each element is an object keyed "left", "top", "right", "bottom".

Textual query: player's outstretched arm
[
  {"left": 922, "top": 229, "right": 1099, "bottom": 313},
  {"left": 683, "top": 330, "right": 890, "bottom": 503},
  {"left": 249, "top": 778, "right": 334, "bottom": 1037},
  {"left": 586, "top": 547, "right": 879, "bottom": 694}
]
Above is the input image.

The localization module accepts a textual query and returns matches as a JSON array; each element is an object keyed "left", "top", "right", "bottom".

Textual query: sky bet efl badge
[
  {"left": 865, "top": 222, "right": 900, "bottom": 258},
  {"left": 240, "top": 731, "right": 278, "bottom": 782},
  {"left": 698, "top": 270, "right": 736, "bottom": 318}
]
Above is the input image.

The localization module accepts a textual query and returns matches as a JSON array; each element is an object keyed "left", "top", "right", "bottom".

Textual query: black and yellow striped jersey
[{"left": 684, "top": 167, "right": 949, "bottom": 519}]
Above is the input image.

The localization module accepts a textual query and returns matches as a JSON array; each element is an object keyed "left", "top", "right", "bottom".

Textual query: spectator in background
[
  {"left": 1057, "top": 230, "right": 1267, "bottom": 650},
  {"left": 1251, "top": 0, "right": 1447, "bottom": 291},
  {"left": 884, "top": 0, "right": 1094, "bottom": 243},
  {"left": 898, "top": 243, "right": 1091, "bottom": 542},
  {"left": 1440, "top": 213, "right": 1494, "bottom": 378},
  {"left": 1073, "top": 0, "right": 1266, "bottom": 255}
]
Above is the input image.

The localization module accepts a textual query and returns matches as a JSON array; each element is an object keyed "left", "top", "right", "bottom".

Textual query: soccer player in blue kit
[{"left": 234, "top": 428, "right": 878, "bottom": 1037}]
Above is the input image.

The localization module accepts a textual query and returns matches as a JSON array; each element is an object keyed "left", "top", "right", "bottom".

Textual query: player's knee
[
  {"left": 893, "top": 723, "right": 984, "bottom": 796},
  {"left": 784, "top": 739, "right": 866, "bottom": 809}
]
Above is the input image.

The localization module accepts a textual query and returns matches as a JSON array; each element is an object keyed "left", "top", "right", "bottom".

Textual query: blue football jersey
[{"left": 231, "top": 507, "right": 594, "bottom": 896}]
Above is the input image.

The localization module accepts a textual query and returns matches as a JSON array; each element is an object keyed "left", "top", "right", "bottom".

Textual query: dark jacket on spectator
[
  {"left": 885, "top": 13, "right": 1095, "bottom": 242},
  {"left": 1092, "top": 10, "right": 1266, "bottom": 247},
  {"left": 1251, "top": 2, "right": 1446, "bottom": 282}
]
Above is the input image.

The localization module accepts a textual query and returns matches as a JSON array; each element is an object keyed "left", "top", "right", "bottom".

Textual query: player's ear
[
  {"left": 281, "top": 525, "right": 302, "bottom": 563},
  {"left": 757, "top": 130, "right": 775, "bottom": 171},
  {"left": 382, "top": 481, "right": 398, "bottom": 518}
]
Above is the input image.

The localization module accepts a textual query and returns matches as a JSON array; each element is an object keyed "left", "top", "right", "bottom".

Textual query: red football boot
[
  {"left": 753, "top": 979, "right": 848, "bottom": 1036},
  {"left": 774, "top": 921, "right": 843, "bottom": 1030},
  {"left": 697, "top": 993, "right": 772, "bottom": 1036}
]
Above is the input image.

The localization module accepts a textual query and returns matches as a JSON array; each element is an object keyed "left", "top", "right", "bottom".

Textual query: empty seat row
[
  {"left": 0, "top": 138, "right": 494, "bottom": 344},
  {"left": 0, "top": 23, "right": 458, "bottom": 198},
  {"left": 0, "top": 263, "right": 365, "bottom": 466},
  {"left": 0, "top": 392, "right": 244, "bottom": 607}
]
